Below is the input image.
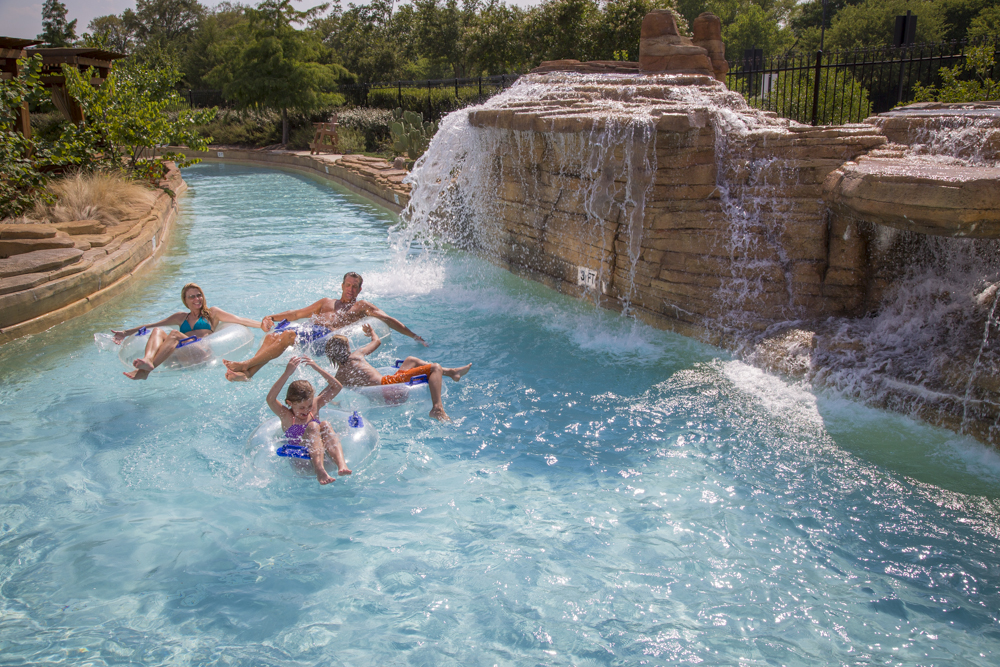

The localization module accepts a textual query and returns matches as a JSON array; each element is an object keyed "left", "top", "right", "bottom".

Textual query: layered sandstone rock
[
  {"left": 638, "top": 9, "right": 715, "bottom": 77},
  {"left": 466, "top": 72, "right": 885, "bottom": 335},
  {"left": 691, "top": 13, "right": 728, "bottom": 82},
  {"left": 824, "top": 158, "right": 1000, "bottom": 238},
  {"left": 529, "top": 11, "right": 727, "bottom": 83},
  {"left": 0, "top": 164, "right": 185, "bottom": 342}
]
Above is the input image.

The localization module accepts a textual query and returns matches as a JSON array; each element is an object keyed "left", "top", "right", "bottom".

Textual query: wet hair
[
  {"left": 285, "top": 379, "right": 314, "bottom": 404},
  {"left": 325, "top": 335, "right": 351, "bottom": 364},
  {"left": 343, "top": 271, "right": 363, "bottom": 287},
  {"left": 181, "top": 282, "right": 212, "bottom": 322}
]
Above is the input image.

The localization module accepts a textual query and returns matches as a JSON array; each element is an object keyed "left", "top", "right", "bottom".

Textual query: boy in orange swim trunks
[{"left": 325, "top": 323, "right": 471, "bottom": 421}]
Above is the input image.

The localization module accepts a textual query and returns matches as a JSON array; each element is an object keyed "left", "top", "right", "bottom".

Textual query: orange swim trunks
[{"left": 381, "top": 364, "right": 434, "bottom": 385}]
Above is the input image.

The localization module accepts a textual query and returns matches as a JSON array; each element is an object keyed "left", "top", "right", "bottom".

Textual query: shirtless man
[
  {"left": 222, "top": 271, "right": 427, "bottom": 381},
  {"left": 325, "top": 323, "right": 471, "bottom": 421}
]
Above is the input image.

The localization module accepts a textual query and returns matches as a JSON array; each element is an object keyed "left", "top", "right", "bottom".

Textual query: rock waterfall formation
[{"left": 397, "top": 14, "right": 1000, "bottom": 446}]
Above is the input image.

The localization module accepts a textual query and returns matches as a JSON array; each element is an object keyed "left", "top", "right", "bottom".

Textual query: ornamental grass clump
[{"left": 28, "top": 171, "right": 157, "bottom": 226}]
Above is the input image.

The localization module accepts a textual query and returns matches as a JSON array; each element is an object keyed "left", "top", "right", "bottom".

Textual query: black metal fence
[
  {"left": 339, "top": 74, "right": 521, "bottom": 120},
  {"left": 187, "top": 74, "right": 521, "bottom": 120},
  {"left": 726, "top": 36, "right": 1000, "bottom": 126}
]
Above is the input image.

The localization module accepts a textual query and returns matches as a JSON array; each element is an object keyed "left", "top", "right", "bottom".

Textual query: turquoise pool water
[{"left": 2, "top": 162, "right": 1000, "bottom": 665}]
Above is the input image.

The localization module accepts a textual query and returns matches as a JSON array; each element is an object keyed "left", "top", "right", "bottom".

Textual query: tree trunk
[{"left": 282, "top": 107, "right": 289, "bottom": 145}]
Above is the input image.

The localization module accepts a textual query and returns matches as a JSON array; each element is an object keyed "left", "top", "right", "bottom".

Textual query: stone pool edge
[
  {"left": 0, "top": 164, "right": 186, "bottom": 346},
  {"left": 170, "top": 147, "right": 411, "bottom": 215}
]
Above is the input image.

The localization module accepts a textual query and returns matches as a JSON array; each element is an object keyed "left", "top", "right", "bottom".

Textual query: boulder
[
  {"left": 0, "top": 237, "right": 77, "bottom": 258},
  {"left": 0, "top": 248, "right": 84, "bottom": 278},
  {"left": 824, "top": 158, "right": 1000, "bottom": 237},
  {"left": 0, "top": 273, "right": 48, "bottom": 296},
  {"left": 639, "top": 9, "right": 715, "bottom": 76},
  {"left": 54, "top": 220, "right": 106, "bottom": 235},
  {"left": 0, "top": 224, "right": 57, "bottom": 240}
]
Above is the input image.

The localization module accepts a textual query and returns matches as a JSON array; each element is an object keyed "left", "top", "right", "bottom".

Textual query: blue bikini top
[{"left": 180, "top": 315, "right": 212, "bottom": 334}]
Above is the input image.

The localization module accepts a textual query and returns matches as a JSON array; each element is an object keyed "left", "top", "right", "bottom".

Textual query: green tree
[
  {"left": 523, "top": 0, "right": 602, "bottom": 63},
  {"left": 321, "top": 0, "right": 409, "bottom": 82},
  {"left": 123, "top": 0, "right": 206, "bottom": 47},
  {"left": 462, "top": 0, "right": 529, "bottom": 75},
  {"left": 821, "top": 0, "right": 946, "bottom": 52},
  {"left": 592, "top": 0, "right": 684, "bottom": 62},
  {"left": 60, "top": 58, "right": 216, "bottom": 177},
  {"left": 912, "top": 44, "right": 999, "bottom": 103},
  {"left": 967, "top": 5, "right": 1000, "bottom": 40},
  {"left": 1, "top": 55, "right": 53, "bottom": 218},
  {"left": 721, "top": 2, "right": 796, "bottom": 60},
  {"left": 414, "top": 0, "right": 474, "bottom": 78},
  {"left": 83, "top": 15, "right": 138, "bottom": 53},
  {"left": 208, "top": 0, "right": 350, "bottom": 144},
  {"left": 183, "top": 3, "right": 250, "bottom": 89},
  {"left": 38, "top": 0, "right": 78, "bottom": 47}
]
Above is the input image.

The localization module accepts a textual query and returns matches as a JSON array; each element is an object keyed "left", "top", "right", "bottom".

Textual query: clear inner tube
[
  {"left": 339, "top": 365, "right": 446, "bottom": 410},
  {"left": 275, "top": 316, "right": 392, "bottom": 359},
  {"left": 117, "top": 323, "right": 255, "bottom": 371},
  {"left": 247, "top": 407, "right": 378, "bottom": 472}
]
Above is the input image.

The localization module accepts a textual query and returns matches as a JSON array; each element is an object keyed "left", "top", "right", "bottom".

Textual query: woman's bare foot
[
  {"left": 317, "top": 470, "right": 335, "bottom": 485},
  {"left": 133, "top": 357, "right": 154, "bottom": 372},
  {"left": 445, "top": 363, "right": 472, "bottom": 381},
  {"left": 225, "top": 369, "right": 250, "bottom": 382},
  {"left": 338, "top": 467, "right": 352, "bottom": 476},
  {"left": 222, "top": 359, "right": 246, "bottom": 372},
  {"left": 123, "top": 369, "right": 149, "bottom": 380},
  {"left": 429, "top": 405, "right": 451, "bottom": 421}
]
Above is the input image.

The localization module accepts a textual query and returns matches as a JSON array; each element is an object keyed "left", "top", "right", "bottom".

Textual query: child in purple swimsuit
[{"left": 266, "top": 356, "right": 352, "bottom": 485}]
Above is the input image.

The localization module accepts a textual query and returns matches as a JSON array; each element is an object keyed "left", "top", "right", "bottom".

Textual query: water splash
[{"left": 393, "top": 73, "right": 689, "bottom": 313}]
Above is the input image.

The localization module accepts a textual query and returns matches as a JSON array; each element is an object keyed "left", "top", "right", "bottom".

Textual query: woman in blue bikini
[{"left": 111, "top": 282, "right": 273, "bottom": 380}]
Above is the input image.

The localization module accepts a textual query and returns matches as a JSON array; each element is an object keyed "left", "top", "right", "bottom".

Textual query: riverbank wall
[
  {"left": 0, "top": 164, "right": 186, "bottom": 345},
  {"left": 174, "top": 148, "right": 412, "bottom": 214}
]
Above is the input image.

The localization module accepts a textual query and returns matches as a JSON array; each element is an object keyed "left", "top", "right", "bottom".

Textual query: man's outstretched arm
[
  {"left": 269, "top": 299, "right": 329, "bottom": 323},
  {"left": 365, "top": 303, "right": 428, "bottom": 346}
]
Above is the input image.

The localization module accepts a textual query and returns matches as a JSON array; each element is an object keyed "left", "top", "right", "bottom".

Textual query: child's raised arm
[
  {"left": 266, "top": 356, "right": 303, "bottom": 416},
  {"left": 357, "top": 323, "right": 381, "bottom": 357},
  {"left": 304, "top": 358, "right": 343, "bottom": 409}
]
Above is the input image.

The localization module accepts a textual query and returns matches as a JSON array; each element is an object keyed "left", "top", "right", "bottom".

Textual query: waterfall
[
  {"left": 395, "top": 73, "right": 1000, "bottom": 443},
  {"left": 394, "top": 73, "right": 670, "bottom": 312}
]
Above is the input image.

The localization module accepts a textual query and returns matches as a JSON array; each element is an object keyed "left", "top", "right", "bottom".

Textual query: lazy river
[{"left": 2, "top": 162, "right": 1000, "bottom": 665}]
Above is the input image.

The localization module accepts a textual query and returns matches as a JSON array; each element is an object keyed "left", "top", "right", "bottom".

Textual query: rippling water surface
[{"left": 2, "top": 163, "right": 1000, "bottom": 666}]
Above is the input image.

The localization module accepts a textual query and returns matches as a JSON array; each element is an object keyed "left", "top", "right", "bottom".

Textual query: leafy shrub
[
  {"left": 359, "top": 84, "right": 501, "bottom": 120},
  {"left": 911, "top": 45, "right": 999, "bottom": 104},
  {"left": 61, "top": 57, "right": 214, "bottom": 178},
  {"left": 334, "top": 107, "right": 394, "bottom": 152},
  {"left": 196, "top": 108, "right": 283, "bottom": 147}
]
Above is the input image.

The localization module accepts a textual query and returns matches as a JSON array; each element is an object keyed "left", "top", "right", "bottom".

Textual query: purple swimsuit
[{"left": 284, "top": 418, "right": 319, "bottom": 447}]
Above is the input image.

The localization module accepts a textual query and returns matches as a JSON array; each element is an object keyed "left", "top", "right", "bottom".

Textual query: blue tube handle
[
  {"left": 175, "top": 335, "right": 199, "bottom": 348},
  {"left": 407, "top": 374, "right": 428, "bottom": 386},
  {"left": 136, "top": 326, "right": 149, "bottom": 336},
  {"left": 394, "top": 359, "right": 405, "bottom": 368},
  {"left": 274, "top": 319, "right": 291, "bottom": 331},
  {"left": 348, "top": 411, "right": 364, "bottom": 428}
]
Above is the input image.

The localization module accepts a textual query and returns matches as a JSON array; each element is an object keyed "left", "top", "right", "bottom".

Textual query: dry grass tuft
[{"left": 29, "top": 172, "right": 157, "bottom": 226}]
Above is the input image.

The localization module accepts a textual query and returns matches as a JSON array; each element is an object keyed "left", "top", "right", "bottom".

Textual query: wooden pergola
[
  {"left": 1, "top": 36, "right": 43, "bottom": 138},
  {"left": 26, "top": 47, "right": 127, "bottom": 124},
  {"left": 1, "top": 39, "right": 127, "bottom": 135}
]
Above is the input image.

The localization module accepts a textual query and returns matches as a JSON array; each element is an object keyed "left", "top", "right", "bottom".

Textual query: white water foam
[{"left": 392, "top": 73, "right": 672, "bottom": 314}]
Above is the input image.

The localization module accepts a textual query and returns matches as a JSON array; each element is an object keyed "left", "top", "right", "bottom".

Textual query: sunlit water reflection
[{"left": 1, "top": 163, "right": 999, "bottom": 665}]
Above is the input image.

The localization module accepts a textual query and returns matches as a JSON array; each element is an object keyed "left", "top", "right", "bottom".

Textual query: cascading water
[
  {"left": 394, "top": 72, "right": 1000, "bottom": 443},
  {"left": 393, "top": 73, "right": 668, "bottom": 313},
  {"left": 812, "top": 109, "right": 1000, "bottom": 442}
]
